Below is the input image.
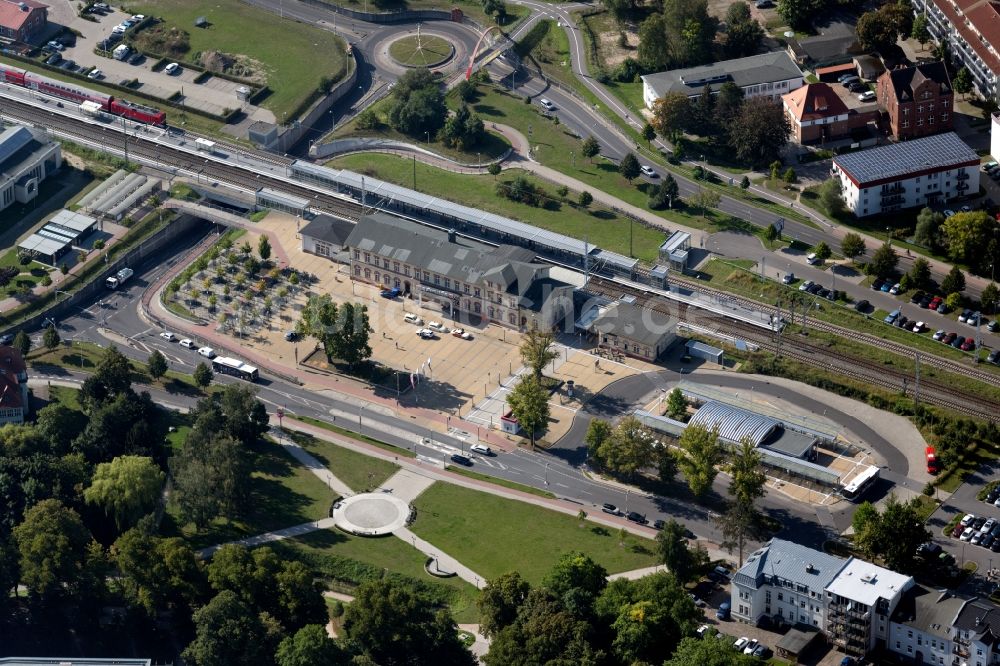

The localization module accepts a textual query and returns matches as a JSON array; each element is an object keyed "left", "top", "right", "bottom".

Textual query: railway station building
[
  {"left": 344, "top": 213, "right": 575, "bottom": 331},
  {"left": 576, "top": 299, "right": 677, "bottom": 361},
  {"left": 0, "top": 124, "right": 60, "bottom": 214}
]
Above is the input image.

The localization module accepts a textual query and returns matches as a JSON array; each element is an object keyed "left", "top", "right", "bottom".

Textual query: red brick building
[
  {"left": 0, "top": 346, "right": 28, "bottom": 425},
  {"left": 0, "top": 0, "right": 47, "bottom": 43},
  {"left": 877, "top": 62, "right": 953, "bottom": 141}
]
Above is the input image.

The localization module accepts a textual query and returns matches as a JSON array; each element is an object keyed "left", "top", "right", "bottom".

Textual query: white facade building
[
  {"left": 888, "top": 585, "right": 1000, "bottom": 666},
  {"left": 992, "top": 114, "right": 1000, "bottom": 163},
  {"left": 831, "top": 133, "right": 980, "bottom": 218},
  {"left": 732, "top": 539, "right": 914, "bottom": 659},
  {"left": 640, "top": 52, "right": 804, "bottom": 108}
]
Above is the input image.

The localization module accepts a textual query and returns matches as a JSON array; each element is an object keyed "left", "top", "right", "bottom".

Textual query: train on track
[{"left": 0, "top": 63, "right": 166, "bottom": 126}]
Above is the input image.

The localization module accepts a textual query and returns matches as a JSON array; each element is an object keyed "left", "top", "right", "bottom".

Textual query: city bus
[
  {"left": 841, "top": 466, "right": 879, "bottom": 502},
  {"left": 211, "top": 356, "right": 259, "bottom": 382}
]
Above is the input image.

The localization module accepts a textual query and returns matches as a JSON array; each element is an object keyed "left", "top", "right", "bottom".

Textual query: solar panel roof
[{"left": 833, "top": 132, "right": 977, "bottom": 185}]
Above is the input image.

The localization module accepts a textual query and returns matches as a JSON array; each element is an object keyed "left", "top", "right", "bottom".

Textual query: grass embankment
[
  {"left": 130, "top": 0, "right": 348, "bottom": 121},
  {"left": 162, "top": 435, "right": 334, "bottom": 549},
  {"left": 410, "top": 482, "right": 658, "bottom": 584},
  {"left": 445, "top": 465, "right": 557, "bottom": 498},
  {"left": 515, "top": 20, "right": 578, "bottom": 93},
  {"left": 285, "top": 429, "right": 400, "bottom": 492},
  {"left": 388, "top": 35, "right": 453, "bottom": 68},
  {"left": 290, "top": 415, "right": 418, "bottom": 459}
]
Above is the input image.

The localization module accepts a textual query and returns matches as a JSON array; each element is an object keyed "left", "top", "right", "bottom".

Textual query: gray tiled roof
[
  {"left": 590, "top": 300, "right": 675, "bottom": 347},
  {"left": 891, "top": 585, "right": 966, "bottom": 640},
  {"left": 832, "top": 132, "right": 977, "bottom": 186},
  {"left": 954, "top": 597, "right": 1000, "bottom": 644},
  {"left": 343, "top": 213, "right": 555, "bottom": 298},
  {"left": 300, "top": 214, "right": 355, "bottom": 247},
  {"left": 641, "top": 51, "right": 803, "bottom": 98},
  {"left": 734, "top": 538, "right": 847, "bottom": 590}
]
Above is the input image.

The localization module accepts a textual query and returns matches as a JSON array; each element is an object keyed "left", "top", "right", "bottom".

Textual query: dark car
[
  {"left": 942, "top": 332, "right": 957, "bottom": 345},
  {"left": 937, "top": 302, "right": 951, "bottom": 314},
  {"left": 379, "top": 287, "right": 401, "bottom": 299},
  {"left": 854, "top": 299, "right": 870, "bottom": 312},
  {"left": 952, "top": 336, "right": 967, "bottom": 349},
  {"left": 128, "top": 52, "right": 144, "bottom": 65},
  {"left": 872, "top": 278, "right": 886, "bottom": 291},
  {"left": 653, "top": 519, "right": 665, "bottom": 530},
  {"left": 991, "top": 538, "right": 1000, "bottom": 553},
  {"left": 919, "top": 295, "right": 934, "bottom": 308},
  {"left": 848, "top": 82, "right": 866, "bottom": 93},
  {"left": 895, "top": 316, "right": 909, "bottom": 329},
  {"left": 825, "top": 289, "right": 840, "bottom": 301},
  {"left": 626, "top": 511, "right": 647, "bottom": 525},
  {"left": 0, "top": 334, "right": 11, "bottom": 346},
  {"left": 449, "top": 454, "right": 472, "bottom": 467},
  {"left": 974, "top": 516, "right": 988, "bottom": 530},
  {"left": 910, "top": 291, "right": 926, "bottom": 304},
  {"left": 602, "top": 503, "right": 622, "bottom": 516},
  {"left": 988, "top": 350, "right": 1000, "bottom": 365},
  {"left": 989, "top": 321, "right": 1000, "bottom": 333},
  {"left": 816, "top": 288, "right": 830, "bottom": 299}
]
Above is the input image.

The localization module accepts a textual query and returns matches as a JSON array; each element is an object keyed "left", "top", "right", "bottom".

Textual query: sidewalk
[{"left": 395, "top": 525, "right": 486, "bottom": 588}]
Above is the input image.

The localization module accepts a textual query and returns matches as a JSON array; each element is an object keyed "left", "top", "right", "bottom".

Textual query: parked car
[
  {"left": 415, "top": 328, "right": 435, "bottom": 339},
  {"left": 743, "top": 639, "right": 759, "bottom": 655},
  {"left": 653, "top": 519, "right": 665, "bottom": 530},
  {"left": 854, "top": 299, "right": 870, "bottom": 312},
  {"left": 626, "top": 511, "right": 647, "bottom": 524},
  {"left": 953, "top": 523, "right": 967, "bottom": 538},
  {"left": 937, "top": 301, "right": 950, "bottom": 314},
  {"left": 871, "top": 278, "right": 886, "bottom": 291},
  {"left": 539, "top": 98, "right": 555, "bottom": 111},
  {"left": 427, "top": 321, "right": 446, "bottom": 332},
  {"left": 717, "top": 602, "right": 731, "bottom": 620},
  {"left": 910, "top": 291, "right": 926, "bottom": 304},
  {"left": 159, "top": 332, "right": 176, "bottom": 342},
  {"left": 858, "top": 90, "right": 876, "bottom": 102},
  {"left": 284, "top": 330, "right": 298, "bottom": 341},
  {"left": 884, "top": 309, "right": 901, "bottom": 324},
  {"left": 379, "top": 287, "right": 401, "bottom": 299},
  {"left": 917, "top": 542, "right": 942, "bottom": 556},
  {"left": 44, "top": 53, "right": 61, "bottom": 65},
  {"left": 449, "top": 454, "right": 473, "bottom": 466},
  {"left": 754, "top": 0, "right": 774, "bottom": 7},
  {"left": 403, "top": 313, "right": 424, "bottom": 325},
  {"left": 733, "top": 637, "right": 750, "bottom": 651},
  {"left": 799, "top": 280, "right": 814, "bottom": 292},
  {"left": 880, "top": 281, "right": 893, "bottom": 292},
  {"left": 952, "top": 336, "right": 966, "bottom": 349},
  {"left": 640, "top": 165, "right": 657, "bottom": 178},
  {"left": 988, "top": 349, "right": 1000, "bottom": 365},
  {"left": 961, "top": 338, "right": 977, "bottom": 351},
  {"left": 933, "top": 330, "right": 946, "bottom": 341},
  {"left": 841, "top": 75, "right": 860, "bottom": 86},
  {"left": 989, "top": 320, "right": 1000, "bottom": 333},
  {"left": 601, "top": 503, "right": 622, "bottom": 516},
  {"left": 837, "top": 72, "right": 858, "bottom": 83},
  {"left": 164, "top": 62, "right": 181, "bottom": 75},
  {"left": 911, "top": 321, "right": 925, "bottom": 333},
  {"left": 895, "top": 316, "right": 909, "bottom": 329},
  {"left": 849, "top": 82, "right": 867, "bottom": 93},
  {"left": 179, "top": 339, "right": 195, "bottom": 349},
  {"left": 451, "top": 328, "right": 473, "bottom": 339},
  {"left": 782, "top": 272, "right": 795, "bottom": 284},
  {"left": 944, "top": 209, "right": 956, "bottom": 218},
  {"left": 960, "top": 309, "right": 974, "bottom": 323},
  {"left": 87, "top": 68, "right": 102, "bottom": 79},
  {"left": 962, "top": 513, "right": 976, "bottom": 527},
  {"left": 753, "top": 645, "right": 772, "bottom": 659},
  {"left": 806, "top": 252, "right": 820, "bottom": 265},
  {"left": 889, "top": 282, "right": 902, "bottom": 294},
  {"left": 961, "top": 527, "right": 975, "bottom": 541}
]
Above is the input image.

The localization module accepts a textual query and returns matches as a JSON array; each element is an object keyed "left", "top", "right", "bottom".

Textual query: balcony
[
  {"left": 881, "top": 194, "right": 904, "bottom": 205},
  {"left": 881, "top": 184, "right": 905, "bottom": 195},
  {"left": 953, "top": 646, "right": 969, "bottom": 658},
  {"left": 957, "top": 182, "right": 970, "bottom": 191},
  {"left": 957, "top": 172, "right": 970, "bottom": 180}
]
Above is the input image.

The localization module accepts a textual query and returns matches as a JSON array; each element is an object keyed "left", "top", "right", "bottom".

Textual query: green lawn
[
  {"left": 516, "top": 20, "right": 578, "bottom": 93},
  {"left": 388, "top": 35, "right": 452, "bottom": 67},
  {"left": 291, "top": 415, "right": 417, "bottom": 458},
  {"left": 446, "top": 466, "right": 556, "bottom": 498},
  {"left": 410, "top": 482, "right": 658, "bottom": 584},
  {"left": 0, "top": 247, "right": 49, "bottom": 297},
  {"left": 131, "top": 0, "right": 349, "bottom": 121},
  {"left": 45, "top": 385, "right": 82, "bottom": 410},
  {"left": 163, "top": 436, "right": 335, "bottom": 549},
  {"left": 285, "top": 429, "right": 400, "bottom": 493},
  {"left": 329, "top": 152, "right": 669, "bottom": 261},
  {"left": 275, "top": 528, "right": 481, "bottom": 623}
]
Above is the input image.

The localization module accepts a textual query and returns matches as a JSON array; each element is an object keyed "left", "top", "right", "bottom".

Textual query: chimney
[{"left": 447, "top": 229, "right": 456, "bottom": 243}]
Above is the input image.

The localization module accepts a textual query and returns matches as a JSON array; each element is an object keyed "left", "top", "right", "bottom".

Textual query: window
[
  {"left": 434, "top": 275, "right": 440, "bottom": 285},
  {"left": 902, "top": 120, "right": 910, "bottom": 128},
  {"left": 917, "top": 118, "right": 924, "bottom": 126},
  {"left": 382, "top": 259, "right": 389, "bottom": 269},
  {"left": 908, "top": 631, "right": 913, "bottom": 638},
  {"left": 394, "top": 262, "right": 399, "bottom": 273},
  {"left": 474, "top": 288, "right": 481, "bottom": 297},
  {"left": 364, "top": 268, "right": 370, "bottom": 279},
  {"left": 354, "top": 249, "right": 360, "bottom": 260},
  {"left": 354, "top": 265, "right": 360, "bottom": 275},
  {"left": 444, "top": 278, "right": 450, "bottom": 289},
  {"left": 930, "top": 115, "right": 935, "bottom": 124},
  {"left": 374, "top": 272, "right": 380, "bottom": 283},
  {"left": 942, "top": 112, "right": 949, "bottom": 122},
  {"left": 918, "top": 105, "right": 924, "bottom": 113},
  {"left": 778, "top": 593, "right": 783, "bottom": 601},
  {"left": 404, "top": 266, "right": 411, "bottom": 277},
  {"left": 488, "top": 306, "right": 494, "bottom": 318},
  {"left": 464, "top": 284, "right": 470, "bottom": 294},
  {"left": 364, "top": 252, "right": 370, "bottom": 263},
  {"left": 508, "top": 313, "right": 516, "bottom": 324},
  {"left": 423, "top": 271, "right": 430, "bottom": 281}
]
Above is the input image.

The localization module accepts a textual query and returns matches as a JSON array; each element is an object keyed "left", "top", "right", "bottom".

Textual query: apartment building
[
  {"left": 344, "top": 213, "right": 575, "bottom": 331},
  {"left": 889, "top": 584, "right": 1000, "bottom": 666},
  {"left": 732, "top": 539, "right": 913, "bottom": 659},
  {"left": 876, "top": 62, "right": 953, "bottom": 141},
  {"left": 911, "top": 0, "right": 1000, "bottom": 98},
  {"left": 831, "top": 132, "right": 979, "bottom": 217},
  {"left": 782, "top": 83, "right": 851, "bottom": 144},
  {"left": 0, "top": 346, "right": 28, "bottom": 425}
]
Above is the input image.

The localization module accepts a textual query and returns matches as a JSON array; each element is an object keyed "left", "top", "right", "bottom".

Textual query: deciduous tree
[
  {"left": 651, "top": 92, "right": 690, "bottom": 140},
  {"left": 507, "top": 374, "right": 549, "bottom": 449},
  {"left": 840, "top": 232, "right": 867, "bottom": 263},
  {"left": 14, "top": 499, "right": 93, "bottom": 600},
  {"left": 147, "top": 349, "right": 168, "bottom": 380},
  {"left": 981, "top": 282, "right": 1000, "bottom": 314},
  {"left": 12, "top": 329, "right": 30, "bottom": 357},
  {"left": 183, "top": 590, "right": 275, "bottom": 666},
  {"left": 641, "top": 122, "right": 656, "bottom": 146},
  {"left": 581, "top": 135, "right": 600, "bottom": 163},
  {"left": 727, "top": 97, "right": 790, "bottom": 167},
  {"left": 43, "top": 324, "right": 60, "bottom": 350},
  {"left": 597, "top": 415, "right": 655, "bottom": 478},
  {"left": 725, "top": 2, "right": 764, "bottom": 57},
  {"left": 193, "top": 362, "right": 213, "bottom": 388},
  {"left": 85, "top": 455, "right": 164, "bottom": 532},
  {"left": 656, "top": 519, "right": 695, "bottom": 581},
  {"left": 719, "top": 439, "right": 767, "bottom": 565},
  {"left": 665, "top": 636, "right": 759, "bottom": 665},
  {"left": 519, "top": 327, "right": 558, "bottom": 380},
  {"left": 478, "top": 571, "right": 531, "bottom": 638},
  {"left": 276, "top": 624, "right": 348, "bottom": 666},
  {"left": 908, "top": 257, "right": 933, "bottom": 291},
  {"left": 618, "top": 152, "right": 641, "bottom": 183},
  {"left": 941, "top": 265, "right": 966, "bottom": 295},
  {"left": 818, "top": 177, "right": 845, "bottom": 216},
  {"left": 666, "top": 387, "right": 687, "bottom": 420},
  {"left": 953, "top": 66, "right": 973, "bottom": 99},
  {"left": 911, "top": 13, "right": 930, "bottom": 49},
  {"left": 813, "top": 241, "right": 832, "bottom": 262},
  {"left": 257, "top": 235, "right": 272, "bottom": 262},
  {"left": 868, "top": 242, "right": 899, "bottom": 278},
  {"left": 676, "top": 423, "right": 721, "bottom": 497}
]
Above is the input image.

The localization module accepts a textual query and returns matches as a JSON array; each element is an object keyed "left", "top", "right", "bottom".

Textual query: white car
[
  {"left": 733, "top": 637, "right": 750, "bottom": 651},
  {"left": 912, "top": 321, "right": 925, "bottom": 333},
  {"left": 640, "top": 165, "right": 657, "bottom": 178},
  {"left": 131, "top": 14, "right": 145, "bottom": 21},
  {"left": 87, "top": 68, "right": 102, "bottom": 80},
  {"left": 961, "top": 513, "right": 976, "bottom": 527},
  {"left": 179, "top": 339, "right": 195, "bottom": 349},
  {"left": 806, "top": 252, "right": 819, "bottom": 265},
  {"left": 111, "top": 25, "right": 126, "bottom": 34},
  {"left": 960, "top": 527, "right": 975, "bottom": 541},
  {"left": 197, "top": 346, "right": 216, "bottom": 358},
  {"left": 799, "top": 280, "right": 814, "bottom": 292},
  {"left": 159, "top": 332, "right": 176, "bottom": 342},
  {"left": 944, "top": 209, "right": 956, "bottom": 218},
  {"left": 403, "top": 313, "right": 424, "bottom": 325},
  {"left": 416, "top": 328, "right": 435, "bottom": 339},
  {"left": 164, "top": 62, "right": 181, "bottom": 75},
  {"left": 858, "top": 91, "right": 876, "bottom": 102},
  {"left": 539, "top": 98, "right": 555, "bottom": 110},
  {"left": 982, "top": 518, "right": 996, "bottom": 534},
  {"left": 743, "top": 639, "right": 759, "bottom": 655},
  {"left": 427, "top": 321, "right": 446, "bottom": 332},
  {"left": 933, "top": 330, "right": 946, "bottom": 341},
  {"left": 451, "top": 328, "right": 472, "bottom": 340},
  {"left": 889, "top": 282, "right": 901, "bottom": 294},
  {"left": 470, "top": 443, "right": 493, "bottom": 456}
]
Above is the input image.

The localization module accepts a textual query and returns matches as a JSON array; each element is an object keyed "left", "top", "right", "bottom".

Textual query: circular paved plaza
[{"left": 333, "top": 493, "right": 411, "bottom": 536}]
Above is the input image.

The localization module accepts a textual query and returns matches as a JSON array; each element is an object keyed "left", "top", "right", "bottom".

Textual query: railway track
[
  {"left": 8, "top": 97, "right": 999, "bottom": 416},
  {"left": 654, "top": 270, "right": 1000, "bottom": 390},
  {"left": 587, "top": 276, "right": 999, "bottom": 422}
]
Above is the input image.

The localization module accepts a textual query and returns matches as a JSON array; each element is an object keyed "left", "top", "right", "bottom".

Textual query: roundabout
[
  {"left": 388, "top": 33, "right": 454, "bottom": 68},
  {"left": 332, "top": 492, "right": 412, "bottom": 536}
]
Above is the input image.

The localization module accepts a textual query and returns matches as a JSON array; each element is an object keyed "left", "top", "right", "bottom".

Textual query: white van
[
  {"left": 197, "top": 346, "right": 216, "bottom": 359},
  {"left": 470, "top": 443, "right": 493, "bottom": 456},
  {"left": 112, "top": 44, "right": 130, "bottom": 60}
]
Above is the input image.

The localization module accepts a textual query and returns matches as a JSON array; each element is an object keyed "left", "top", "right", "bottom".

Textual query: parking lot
[
  {"left": 46, "top": 5, "right": 274, "bottom": 122},
  {"left": 930, "top": 462, "right": 1000, "bottom": 591}
]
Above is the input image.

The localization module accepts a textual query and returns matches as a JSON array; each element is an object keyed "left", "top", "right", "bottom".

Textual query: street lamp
[{"left": 359, "top": 403, "right": 366, "bottom": 432}]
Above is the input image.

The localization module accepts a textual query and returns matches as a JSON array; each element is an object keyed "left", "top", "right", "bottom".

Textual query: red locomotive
[{"left": 0, "top": 62, "right": 167, "bottom": 125}]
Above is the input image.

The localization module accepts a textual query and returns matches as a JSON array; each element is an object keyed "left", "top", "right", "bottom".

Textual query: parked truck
[{"left": 105, "top": 267, "right": 133, "bottom": 289}]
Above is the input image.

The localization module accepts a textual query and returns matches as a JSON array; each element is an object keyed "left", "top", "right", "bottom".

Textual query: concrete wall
[
  {"left": 274, "top": 53, "right": 359, "bottom": 154},
  {"left": 0, "top": 214, "right": 205, "bottom": 337}
]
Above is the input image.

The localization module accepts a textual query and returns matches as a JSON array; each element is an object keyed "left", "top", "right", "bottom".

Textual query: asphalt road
[{"left": 32, "top": 226, "right": 892, "bottom": 554}]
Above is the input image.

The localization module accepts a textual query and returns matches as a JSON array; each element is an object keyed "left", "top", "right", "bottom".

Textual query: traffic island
[{"left": 388, "top": 34, "right": 454, "bottom": 69}]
